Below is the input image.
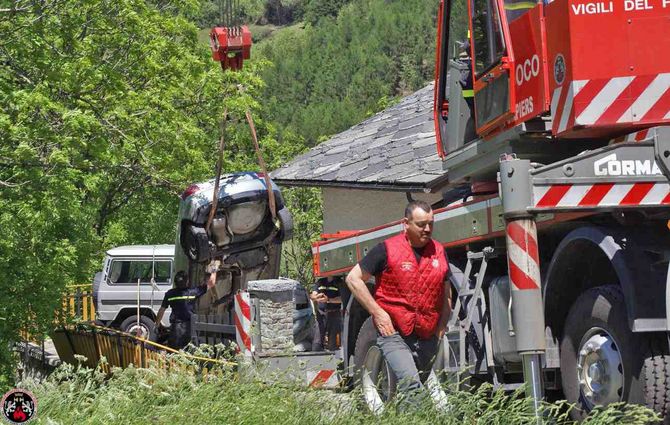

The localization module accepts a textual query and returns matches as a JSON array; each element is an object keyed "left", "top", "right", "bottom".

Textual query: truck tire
[
  {"left": 353, "top": 317, "right": 396, "bottom": 414},
  {"left": 120, "top": 315, "right": 154, "bottom": 339},
  {"left": 643, "top": 337, "right": 670, "bottom": 421},
  {"left": 560, "top": 285, "right": 645, "bottom": 420}
]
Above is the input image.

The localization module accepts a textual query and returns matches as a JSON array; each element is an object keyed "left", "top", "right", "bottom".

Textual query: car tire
[
  {"left": 353, "top": 317, "right": 396, "bottom": 414},
  {"left": 120, "top": 315, "right": 155, "bottom": 340},
  {"left": 560, "top": 285, "right": 645, "bottom": 420},
  {"left": 277, "top": 207, "right": 293, "bottom": 242},
  {"left": 181, "top": 224, "right": 211, "bottom": 263}
]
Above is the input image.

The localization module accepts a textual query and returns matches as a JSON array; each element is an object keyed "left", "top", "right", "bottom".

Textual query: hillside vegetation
[{"left": 256, "top": 0, "right": 439, "bottom": 144}]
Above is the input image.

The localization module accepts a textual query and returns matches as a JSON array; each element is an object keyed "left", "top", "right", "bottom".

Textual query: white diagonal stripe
[
  {"left": 234, "top": 293, "right": 252, "bottom": 328},
  {"left": 551, "top": 87, "right": 562, "bottom": 119},
  {"left": 665, "top": 110, "right": 670, "bottom": 119},
  {"left": 599, "top": 184, "right": 633, "bottom": 206},
  {"left": 558, "top": 81, "right": 587, "bottom": 133},
  {"left": 506, "top": 239, "right": 541, "bottom": 284},
  {"left": 641, "top": 183, "right": 670, "bottom": 204},
  {"left": 618, "top": 73, "right": 670, "bottom": 123},
  {"left": 556, "top": 184, "right": 591, "bottom": 207},
  {"left": 558, "top": 84, "right": 574, "bottom": 133},
  {"left": 532, "top": 186, "right": 552, "bottom": 206},
  {"left": 577, "top": 76, "right": 632, "bottom": 125}
]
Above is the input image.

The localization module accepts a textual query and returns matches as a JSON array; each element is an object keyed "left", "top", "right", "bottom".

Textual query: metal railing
[
  {"left": 60, "top": 284, "right": 95, "bottom": 322},
  {"left": 51, "top": 324, "right": 236, "bottom": 374},
  {"left": 22, "top": 285, "right": 238, "bottom": 374},
  {"left": 20, "top": 284, "right": 94, "bottom": 344}
]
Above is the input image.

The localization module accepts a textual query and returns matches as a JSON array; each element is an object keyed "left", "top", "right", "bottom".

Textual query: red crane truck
[{"left": 311, "top": 0, "right": 670, "bottom": 419}]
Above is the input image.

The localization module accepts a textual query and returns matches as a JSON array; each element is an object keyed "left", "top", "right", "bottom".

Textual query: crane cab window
[{"left": 472, "top": 0, "right": 505, "bottom": 75}]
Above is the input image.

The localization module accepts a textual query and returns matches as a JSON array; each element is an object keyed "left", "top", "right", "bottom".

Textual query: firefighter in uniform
[
  {"left": 310, "top": 276, "right": 343, "bottom": 351},
  {"left": 458, "top": 39, "right": 476, "bottom": 142},
  {"left": 346, "top": 200, "right": 452, "bottom": 409},
  {"left": 155, "top": 267, "right": 217, "bottom": 349}
]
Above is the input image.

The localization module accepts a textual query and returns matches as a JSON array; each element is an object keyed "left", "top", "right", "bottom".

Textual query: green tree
[
  {"left": 0, "top": 0, "right": 306, "bottom": 386},
  {"left": 302, "top": 0, "right": 349, "bottom": 25},
  {"left": 256, "top": 0, "right": 439, "bottom": 145},
  {"left": 279, "top": 187, "right": 322, "bottom": 286}
]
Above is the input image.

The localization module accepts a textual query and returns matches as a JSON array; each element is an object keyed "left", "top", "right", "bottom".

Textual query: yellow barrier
[
  {"left": 51, "top": 324, "right": 236, "bottom": 374},
  {"left": 21, "top": 284, "right": 95, "bottom": 343},
  {"left": 60, "top": 284, "right": 95, "bottom": 322}
]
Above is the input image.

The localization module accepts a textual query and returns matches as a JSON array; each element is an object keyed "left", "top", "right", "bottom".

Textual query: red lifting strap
[{"left": 209, "top": 26, "right": 252, "bottom": 71}]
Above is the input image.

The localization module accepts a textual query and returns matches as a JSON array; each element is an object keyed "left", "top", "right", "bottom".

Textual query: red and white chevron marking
[
  {"left": 307, "top": 369, "right": 338, "bottom": 388},
  {"left": 552, "top": 74, "right": 670, "bottom": 134},
  {"left": 534, "top": 182, "right": 670, "bottom": 209},
  {"left": 609, "top": 128, "right": 656, "bottom": 144},
  {"left": 506, "top": 220, "right": 540, "bottom": 291},
  {"left": 234, "top": 291, "right": 253, "bottom": 357}
]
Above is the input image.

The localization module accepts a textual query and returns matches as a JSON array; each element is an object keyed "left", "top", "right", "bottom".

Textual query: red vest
[{"left": 374, "top": 233, "right": 449, "bottom": 339}]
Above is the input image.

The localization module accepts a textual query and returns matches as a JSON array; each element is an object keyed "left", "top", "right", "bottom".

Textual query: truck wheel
[
  {"left": 642, "top": 337, "right": 670, "bottom": 420},
  {"left": 560, "top": 285, "right": 644, "bottom": 420},
  {"left": 120, "top": 315, "right": 154, "bottom": 339},
  {"left": 353, "top": 317, "right": 396, "bottom": 414}
]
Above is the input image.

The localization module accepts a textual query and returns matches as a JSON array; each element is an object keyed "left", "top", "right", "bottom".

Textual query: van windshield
[{"left": 108, "top": 260, "right": 172, "bottom": 284}]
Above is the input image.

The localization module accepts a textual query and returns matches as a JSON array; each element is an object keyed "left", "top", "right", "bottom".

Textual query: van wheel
[
  {"left": 120, "top": 315, "right": 154, "bottom": 339},
  {"left": 353, "top": 317, "right": 396, "bottom": 414},
  {"left": 560, "top": 285, "right": 644, "bottom": 420}
]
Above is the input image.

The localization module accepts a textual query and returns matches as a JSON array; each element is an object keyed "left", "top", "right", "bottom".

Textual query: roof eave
[{"left": 273, "top": 174, "right": 450, "bottom": 193}]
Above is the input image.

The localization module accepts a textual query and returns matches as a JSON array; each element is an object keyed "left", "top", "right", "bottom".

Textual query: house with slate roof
[{"left": 271, "top": 83, "right": 447, "bottom": 233}]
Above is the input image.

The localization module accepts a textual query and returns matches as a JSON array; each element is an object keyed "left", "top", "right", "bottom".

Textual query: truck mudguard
[{"left": 544, "top": 225, "right": 670, "bottom": 336}]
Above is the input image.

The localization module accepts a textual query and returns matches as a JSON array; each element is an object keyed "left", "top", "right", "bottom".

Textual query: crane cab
[{"left": 434, "top": 0, "right": 670, "bottom": 157}]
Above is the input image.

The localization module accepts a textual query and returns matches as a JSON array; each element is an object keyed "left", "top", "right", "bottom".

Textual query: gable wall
[{"left": 321, "top": 187, "right": 442, "bottom": 233}]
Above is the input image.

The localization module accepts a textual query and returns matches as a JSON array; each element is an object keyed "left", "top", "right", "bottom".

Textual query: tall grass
[{"left": 24, "top": 359, "right": 659, "bottom": 425}]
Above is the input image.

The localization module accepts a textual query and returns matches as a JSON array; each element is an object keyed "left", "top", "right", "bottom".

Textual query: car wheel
[
  {"left": 277, "top": 207, "right": 293, "bottom": 242},
  {"left": 560, "top": 285, "right": 645, "bottom": 420},
  {"left": 181, "top": 224, "right": 211, "bottom": 263},
  {"left": 120, "top": 315, "right": 155, "bottom": 339},
  {"left": 353, "top": 317, "right": 396, "bottom": 414}
]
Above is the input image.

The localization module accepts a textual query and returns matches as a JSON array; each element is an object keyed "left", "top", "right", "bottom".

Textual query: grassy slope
[{"left": 27, "top": 362, "right": 659, "bottom": 425}]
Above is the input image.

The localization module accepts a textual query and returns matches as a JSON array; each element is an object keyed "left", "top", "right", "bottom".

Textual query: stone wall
[
  {"left": 256, "top": 298, "right": 294, "bottom": 354},
  {"left": 247, "top": 279, "right": 299, "bottom": 355}
]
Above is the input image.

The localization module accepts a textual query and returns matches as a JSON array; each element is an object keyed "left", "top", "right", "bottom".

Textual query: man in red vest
[{"left": 346, "top": 200, "right": 452, "bottom": 407}]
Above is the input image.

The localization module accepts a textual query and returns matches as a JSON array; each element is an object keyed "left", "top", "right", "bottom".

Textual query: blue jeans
[{"left": 376, "top": 332, "right": 439, "bottom": 409}]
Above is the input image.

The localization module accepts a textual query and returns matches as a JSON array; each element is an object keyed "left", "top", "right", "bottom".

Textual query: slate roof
[{"left": 270, "top": 82, "right": 446, "bottom": 192}]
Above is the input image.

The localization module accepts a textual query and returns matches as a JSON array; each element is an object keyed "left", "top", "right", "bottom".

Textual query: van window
[{"left": 108, "top": 260, "right": 172, "bottom": 285}]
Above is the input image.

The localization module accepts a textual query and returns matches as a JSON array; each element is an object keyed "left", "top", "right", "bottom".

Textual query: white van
[{"left": 93, "top": 245, "right": 174, "bottom": 338}]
